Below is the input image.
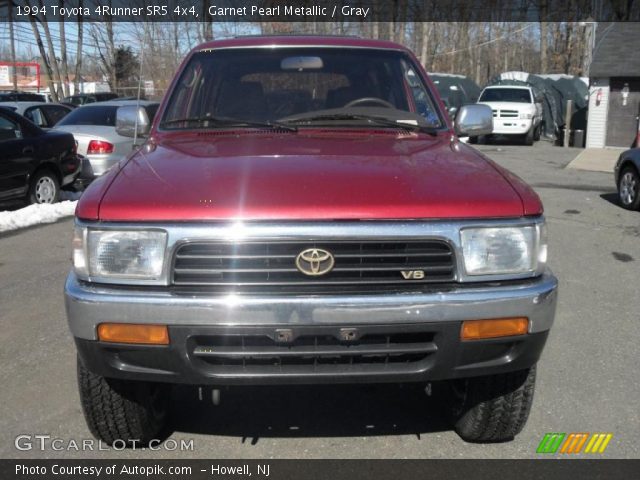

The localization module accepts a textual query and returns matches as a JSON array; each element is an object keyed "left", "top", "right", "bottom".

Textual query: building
[{"left": 586, "top": 23, "right": 640, "bottom": 149}]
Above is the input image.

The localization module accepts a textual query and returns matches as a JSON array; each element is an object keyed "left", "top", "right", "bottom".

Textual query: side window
[
  {"left": 402, "top": 61, "right": 440, "bottom": 126},
  {"left": 0, "top": 113, "right": 22, "bottom": 142},
  {"left": 43, "top": 105, "right": 70, "bottom": 126},
  {"left": 24, "top": 107, "right": 47, "bottom": 127},
  {"left": 144, "top": 104, "right": 159, "bottom": 123}
]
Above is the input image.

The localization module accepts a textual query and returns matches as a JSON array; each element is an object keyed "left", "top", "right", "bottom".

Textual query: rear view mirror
[
  {"left": 281, "top": 56, "right": 323, "bottom": 70},
  {"left": 115, "top": 105, "right": 151, "bottom": 138},
  {"left": 454, "top": 104, "right": 493, "bottom": 137}
]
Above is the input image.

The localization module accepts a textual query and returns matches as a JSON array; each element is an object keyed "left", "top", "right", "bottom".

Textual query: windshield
[
  {"left": 161, "top": 48, "right": 443, "bottom": 130},
  {"left": 479, "top": 88, "right": 532, "bottom": 103}
]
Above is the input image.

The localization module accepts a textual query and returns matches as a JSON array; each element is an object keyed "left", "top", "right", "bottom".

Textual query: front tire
[
  {"left": 449, "top": 366, "right": 536, "bottom": 443},
  {"left": 523, "top": 127, "right": 534, "bottom": 146},
  {"left": 77, "top": 357, "right": 170, "bottom": 446},
  {"left": 618, "top": 166, "right": 640, "bottom": 210},
  {"left": 28, "top": 170, "right": 60, "bottom": 204},
  {"left": 534, "top": 123, "right": 542, "bottom": 141}
]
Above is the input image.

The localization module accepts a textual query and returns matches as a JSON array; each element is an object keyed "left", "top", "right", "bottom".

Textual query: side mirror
[
  {"left": 116, "top": 105, "right": 151, "bottom": 138},
  {"left": 454, "top": 104, "right": 493, "bottom": 137},
  {"left": 447, "top": 106, "right": 458, "bottom": 119}
]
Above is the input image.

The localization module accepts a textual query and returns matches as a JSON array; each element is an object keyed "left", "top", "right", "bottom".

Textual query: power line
[{"left": 433, "top": 23, "right": 537, "bottom": 57}]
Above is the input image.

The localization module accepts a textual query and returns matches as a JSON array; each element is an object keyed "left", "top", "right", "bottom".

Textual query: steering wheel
[{"left": 344, "top": 97, "right": 395, "bottom": 109}]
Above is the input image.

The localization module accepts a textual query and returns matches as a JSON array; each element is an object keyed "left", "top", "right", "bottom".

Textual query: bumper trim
[
  {"left": 65, "top": 271, "right": 558, "bottom": 340},
  {"left": 75, "top": 326, "right": 549, "bottom": 385}
]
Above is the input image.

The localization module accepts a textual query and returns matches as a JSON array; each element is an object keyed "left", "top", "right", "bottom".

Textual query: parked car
[
  {"left": 0, "top": 107, "right": 81, "bottom": 204},
  {"left": 66, "top": 36, "right": 557, "bottom": 446},
  {"left": 0, "top": 90, "right": 46, "bottom": 102},
  {"left": 0, "top": 101, "right": 73, "bottom": 128},
  {"left": 475, "top": 85, "right": 543, "bottom": 145},
  {"left": 61, "top": 93, "right": 120, "bottom": 106},
  {"left": 54, "top": 100, "right": 159, "bottom": 177},
  {"left": 614, "top": 148, "right": 640, "bottom": 210}
]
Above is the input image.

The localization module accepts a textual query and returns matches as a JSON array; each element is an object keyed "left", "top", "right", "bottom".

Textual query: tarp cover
[
  {"left": 486, "top": 72, "right": 589, "bottom": 139},
  {"left": 430, "top": 73, "right": 481, "bottom": 110}
]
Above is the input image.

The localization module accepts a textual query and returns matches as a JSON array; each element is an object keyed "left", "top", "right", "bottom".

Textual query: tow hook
[{"left": 198, "top": 387, "right": 222, "bottom": 406}]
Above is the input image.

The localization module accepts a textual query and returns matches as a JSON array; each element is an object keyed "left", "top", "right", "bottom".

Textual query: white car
[
  {"left": 0, "top": 101, "right": 72, "bottom": 128},
  {"left": 54, "top": 100, "right": 159, "bottom": 177},
  {"left": 475, "top": 86, "right": 543, "bottom": 145}
]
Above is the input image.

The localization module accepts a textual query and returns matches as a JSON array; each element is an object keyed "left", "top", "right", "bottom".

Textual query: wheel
[
  {"left": 28, "top": 170, "right": 60, "bottom": 204},
  {"left": 468, "top": 136, "right": 478, "bottom": 144},
  {"left": 523, "top": 127, "right": 534, "bottom": 146},
  {"left": 534, "top": 123, "right": 542, "bottom": 141},
  {"left": 448, "top": 366, "right": 536, "bottom": 443},
  {"left": 77, "top": 357, "right": 170, "bottom": 446},
  {"left": 618, "top": 165, "right": 640, "bottom": 210}
]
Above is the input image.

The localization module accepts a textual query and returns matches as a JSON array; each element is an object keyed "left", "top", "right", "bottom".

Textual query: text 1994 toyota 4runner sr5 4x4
[{"left": 65, "top": 36, "right": 557, "bottom": 445}]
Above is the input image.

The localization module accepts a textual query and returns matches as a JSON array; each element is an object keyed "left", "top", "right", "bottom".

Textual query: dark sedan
[
  {"left": 0, "top": 107, "right": 81, "bottom": 204},
  {"left": 615, "top": 148, "right": 640, "bottom": 210}
]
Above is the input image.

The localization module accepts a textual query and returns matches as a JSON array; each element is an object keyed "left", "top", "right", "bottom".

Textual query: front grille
[
  {"left": 172, "top": 240, "right": 455, "bottom": 288},
  {"left": 188, "top": 325, "right": 438, "bottom": 375},
  {"left": 499, "top": 109, "right": 519, "bottom": 118}
]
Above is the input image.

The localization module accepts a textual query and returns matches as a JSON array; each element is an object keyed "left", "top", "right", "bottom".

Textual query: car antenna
[{"left": 133, "top": 22, "right": 148, "bottom": 148}]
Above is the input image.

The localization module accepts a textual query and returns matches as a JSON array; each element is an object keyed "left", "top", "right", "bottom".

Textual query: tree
[{"left": 114, "top": 46, "right": 140, "bottom": 91}]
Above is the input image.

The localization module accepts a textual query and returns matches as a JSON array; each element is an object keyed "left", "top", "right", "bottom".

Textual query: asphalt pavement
[{"left": 1, "top": 140, "right": 638, "bottom": 459}]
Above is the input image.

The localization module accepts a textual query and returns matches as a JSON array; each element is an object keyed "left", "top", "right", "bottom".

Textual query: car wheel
[
  {"left": 468, "top": 136, "right": 478, "bottom": 144},
  {"left": 523, "top": 128, "right": 534, "bottom": 146},
  {"left": 448, "top": 366, "right": 536, "bottom": 442},
  {"left": 28, "top": 170, "right": 60, "bottom": 204},
  {"left": 77, "top": 356, "right": 170, "bottom": 446},
  {"left": 618, "top": 166, "right": 640, "bottom": 210},
  {"left": 534, "top": 124, "right": 542, "bottom": 141}
]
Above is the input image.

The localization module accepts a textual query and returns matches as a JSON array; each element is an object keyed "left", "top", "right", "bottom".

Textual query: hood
[{"left": 80, "top": 130, "right": 538, "bottom": 222}]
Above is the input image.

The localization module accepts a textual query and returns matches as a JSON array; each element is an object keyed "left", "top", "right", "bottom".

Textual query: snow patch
[{"left": 0, "top": 201, "right": 77, "bottom": 233}]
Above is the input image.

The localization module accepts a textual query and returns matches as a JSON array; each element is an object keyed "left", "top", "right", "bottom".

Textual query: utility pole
[{"left": 9, "top": 0, "right": 18, "bottom": 91}]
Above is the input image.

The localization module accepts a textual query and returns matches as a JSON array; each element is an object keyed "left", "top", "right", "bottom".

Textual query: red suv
[{"left": 65, "top": 36, "right": 557, "bottom": 445}]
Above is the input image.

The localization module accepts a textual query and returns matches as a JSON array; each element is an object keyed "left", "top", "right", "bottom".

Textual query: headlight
[
  {"left": 460, "top": 224, "right": 546, "bottom": 276},
  {"left": 73, "top": 228, "right": 167, "bottom": 281},
  {"left": 519, "top": 112, "right": 533, "bottom": 119}
]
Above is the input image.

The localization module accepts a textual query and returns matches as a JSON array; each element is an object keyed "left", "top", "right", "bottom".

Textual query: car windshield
[
  {"left": 161, "top": 47, "right": 443, "bottom": 130},
  {"left": 56, "top": 105, "right": 119, "bottom": 126},
  {"left": 479, "top": 88, "right": 532, "bottom": 103}
]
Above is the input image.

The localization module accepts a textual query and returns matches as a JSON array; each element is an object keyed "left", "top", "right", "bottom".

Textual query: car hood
[{"left": 80, "top": 131, "right": 540, "bottom": 221}]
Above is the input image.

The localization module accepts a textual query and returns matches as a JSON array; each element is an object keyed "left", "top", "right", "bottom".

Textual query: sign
[{"left": 0, "top": 65, "right": 10, "bottom": 86}]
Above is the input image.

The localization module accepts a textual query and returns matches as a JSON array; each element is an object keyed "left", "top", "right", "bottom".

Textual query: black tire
[
  {"left": 468, "top": 136, "right": 478, "bottom": 144},
  {"left": 534, "top": 123, "right": 542, "bottom": 141},
  {"left": 618, "top": 165, "right": 640, "bottom": 210},
  {"left": 523, "top": 128, "right": 534, "bottom": 146},
  {"left": 77, "top": 357, "right": 170, "bottom": 446},
  {"left": 449, "top": 366, "right": 536, "bottom": 443},
  {"left": 28, "top": 169, "right": 60, "bottom": 204}
]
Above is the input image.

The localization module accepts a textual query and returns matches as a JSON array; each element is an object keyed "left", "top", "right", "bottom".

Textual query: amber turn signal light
[
  {"left": 97, "top": 323, "right": 169, "bottom": 345},
  {"left": 461, "top": 317, "right": 529, "bottom": 341}
]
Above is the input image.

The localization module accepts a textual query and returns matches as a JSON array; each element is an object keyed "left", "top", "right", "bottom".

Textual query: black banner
[
  {"left": 1, "top": 0, "right": 639, "bottom": 23},
  {"left": 2, "top": 460, "right": 640, "bottom": 480}
]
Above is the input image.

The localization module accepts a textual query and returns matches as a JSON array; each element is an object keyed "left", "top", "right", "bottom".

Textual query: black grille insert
[
  {"left": 172, "top": 240, "right": 455, "bottom": 288},
  {"left": 189, "top": 326, "right": 438, "bottom": 374}
]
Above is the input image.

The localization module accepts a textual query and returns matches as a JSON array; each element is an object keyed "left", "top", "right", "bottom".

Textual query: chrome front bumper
[{"left": 65, "top": 271, "right": 558, "bottom": 341}]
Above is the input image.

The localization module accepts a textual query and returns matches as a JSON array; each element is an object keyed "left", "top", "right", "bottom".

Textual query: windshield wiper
[
  {"left": 160, "top": 116, "right": 297, "bottom": 132},
  {"left": 281, "top": 113, "right": 438, "bottom": 135}
]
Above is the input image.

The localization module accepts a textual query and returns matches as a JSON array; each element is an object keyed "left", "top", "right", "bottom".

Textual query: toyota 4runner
[{"left": 65, "top": 36, "right": 557, "bottom": 445}]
